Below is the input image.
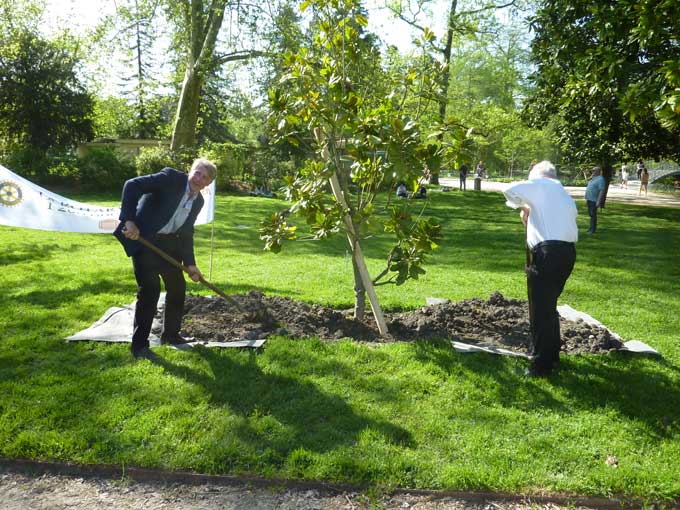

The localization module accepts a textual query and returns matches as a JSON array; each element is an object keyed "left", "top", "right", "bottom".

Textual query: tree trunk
[
  {"left": 328, "top": 172, "right": 388, "bottom": 335},
  {"left": 170, "top": 67, "right": 203, "bottom": 152},
  {"left": 598, "top": 159, "right": 613, "bottom": 209},
  {"left": 430, "top": 0, "right": 458, "bottom": 186},
  {"left": 352, "top": 240, "right": 366, "bottom": 320}
]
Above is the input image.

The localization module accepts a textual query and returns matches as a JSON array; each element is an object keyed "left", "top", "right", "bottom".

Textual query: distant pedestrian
[
  {"left": 620, "top": 164, "right": 628, "bottom": 189},
  {"left": 636, "top": 159, "right": 645, "bottom": 180},
  {"left": 459, "top": 164, "right": 469, "bottom": 191},
  {"left": 639, "top": 168, "right": 649, "bottom": 197},
  {"left": 585, "top": 167, "right": 606, "bottom": 235}
]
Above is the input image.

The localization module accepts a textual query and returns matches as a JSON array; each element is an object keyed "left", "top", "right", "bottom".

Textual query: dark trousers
[
  {"left": 587, "top": 200, "right": 598, "bottom": 233},
  {"left": 460, "top": 175, "right": 466, "bottom": 190},
  {"left": 528, "top": 241, "right": 576, "bottom": 370},
  {"left": 130, "top": 236, "right": 186, "bottom": 352}
]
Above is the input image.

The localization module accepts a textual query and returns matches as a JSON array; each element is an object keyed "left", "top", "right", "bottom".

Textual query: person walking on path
[
  {"left": 636, "top": 159, "right": 645, "bottom": 180},
  {"left": 585, "top": 167, "right": 606, "bottom": 235},
  {"left": 639, "top": 167, "right": 649, "bottom": 197},
  {"left": 114, "top": 158, "right": 217, "bottom": 361},
  {"left": 620, "top": 164, "right": 629, "bottom": 189},
  {"left": 459, "top": 163, "right": 469, "bottom": 191},
  {"left": 503, "top": 161, "right": 578, "bottom": 377}
]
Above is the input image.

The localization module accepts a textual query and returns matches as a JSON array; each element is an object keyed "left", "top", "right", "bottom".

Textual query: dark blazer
[{"left": 113, "top": 168, "right": 204, "bottom": 266}]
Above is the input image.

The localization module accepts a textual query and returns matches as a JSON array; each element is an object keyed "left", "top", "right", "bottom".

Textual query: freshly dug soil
[{"left": 180, "top": 291, "right": 624, "bottom": 356}]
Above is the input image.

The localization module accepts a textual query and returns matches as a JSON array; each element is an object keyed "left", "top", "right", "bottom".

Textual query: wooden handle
[{"left": 136, "top": 235, "right": 243, "bottom": 311}]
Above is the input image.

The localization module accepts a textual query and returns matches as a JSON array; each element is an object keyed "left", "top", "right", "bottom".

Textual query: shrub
[
  {"left": 77, "top": 147, "right": 135, "bottom": 191},
  {"left": 134, "top": 145, "right": 181, "bottom": 176}
]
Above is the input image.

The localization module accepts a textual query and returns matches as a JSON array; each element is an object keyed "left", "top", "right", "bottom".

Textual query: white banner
[{"left": 0, "top": 164, "right": 214, "bottom": 233}]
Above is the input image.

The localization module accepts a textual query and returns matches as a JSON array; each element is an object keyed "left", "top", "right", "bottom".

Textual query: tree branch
[{"left": 211, "top": 49, "right": 268, "bottom": 66}]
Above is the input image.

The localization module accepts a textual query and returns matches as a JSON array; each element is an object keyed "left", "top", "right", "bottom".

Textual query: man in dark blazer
[{"left": 114, "top": 158, "right": 217, "bottom": 361}]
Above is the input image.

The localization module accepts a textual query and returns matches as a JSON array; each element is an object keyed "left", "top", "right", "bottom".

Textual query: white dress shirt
[{"left": 504, "top": 177, "right": 578, "bottom": 249}]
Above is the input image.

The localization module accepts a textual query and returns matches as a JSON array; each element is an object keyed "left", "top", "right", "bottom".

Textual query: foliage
[
  {"left": 134, "top": 145, "right": 182, "bottom": 177},
  {"left": 77, "top": 147, "right": 136, "bottom": 191},
  {"left": 262, "top": 0, "right": 443, "bottom": 296},
  {"left": 0, "top": 30, "right": 94, "bottom": 174},
  {"left": 94, "top": 0, "right": 165, "bottom": 138},
  {"left": 524, "top": 0, "right": 680, "bottom": 165}
]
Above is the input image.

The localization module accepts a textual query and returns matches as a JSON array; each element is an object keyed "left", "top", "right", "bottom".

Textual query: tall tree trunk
[
  {"left": 431, "top": 0, "right": 457, "bottom": 185},
  {"left": 171, "top": 66, "right": 203, "bottom": 151},
  {"left": 598, "top": 159, "right": 613, "bottom": 209},
  {"left": 169, "top": 0, "right": 227, "bottom": 153}
]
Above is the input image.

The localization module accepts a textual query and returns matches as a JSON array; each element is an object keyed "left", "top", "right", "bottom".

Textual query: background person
[
  {"left": 639, "top": 167, "right": 649, "bottom": 196},
  {"left": 585, "top": 167, "right": 606, "bottom": 235},
  {"left": 503, "top": 160, "right": 578, "bottom": 377},
  {"left": 114, "top": 158, "right": 217, "bottom": 361},
  {"left": 459, "top": 163, "right": 469, "bottom": 190},
  {"left": 620, "top": 163, "right": 629, "bottom": 189}
]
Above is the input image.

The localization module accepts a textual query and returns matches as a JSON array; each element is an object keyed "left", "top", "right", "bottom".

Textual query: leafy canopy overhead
[{"left": 524, "top": 0, "right": 680, "bottom": 164}]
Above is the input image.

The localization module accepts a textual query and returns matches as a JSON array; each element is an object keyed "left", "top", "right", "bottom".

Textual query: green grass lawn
[{"left": 1, "top": 189, "right": 678, "bottom": 503}]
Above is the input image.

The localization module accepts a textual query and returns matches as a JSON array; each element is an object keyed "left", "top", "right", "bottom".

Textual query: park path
[
  {"left": 0, "top": 468, "right": 607, "bottom": 510},
  {"left": 440, "top": 177, "right": 680, "bottom": 208}
]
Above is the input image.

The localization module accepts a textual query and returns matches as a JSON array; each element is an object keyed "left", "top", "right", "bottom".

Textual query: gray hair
[
  {"left": 591, "top": 166, "right": 602, "bottom": 176},
  {"left": 191, "top": 157, "right": 217, "bottom": 181},
  {"left": 528, "top": 160, "right": 557, "bottom": 180}
]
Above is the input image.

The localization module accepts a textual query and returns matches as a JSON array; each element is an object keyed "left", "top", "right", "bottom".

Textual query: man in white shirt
[{"left": 503, "top": 160, "right": 578, "bottom": 377}]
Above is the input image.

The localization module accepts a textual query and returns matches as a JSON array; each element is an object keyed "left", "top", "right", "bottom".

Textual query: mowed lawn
[{"left": 0, "top": 188, "right": 678, "bottom": 503}]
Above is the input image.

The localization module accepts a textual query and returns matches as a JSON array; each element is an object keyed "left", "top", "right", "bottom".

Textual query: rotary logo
[{"left": 0, "top": 180, "right": 23, "bottom": 207}]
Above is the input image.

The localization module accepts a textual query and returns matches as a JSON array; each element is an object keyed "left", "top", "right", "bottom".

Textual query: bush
[
  {"left": 200, "top": 141, "right": 250, "bottom": 189},
  {"left": 2, "top": 145, "right": 51, "bottom": 178},
  {"left": 134, "top": 145, "right": 182, "bottom": 176},
  {"left": 77, "top": 147, "right": 136, "bottom": 191}
]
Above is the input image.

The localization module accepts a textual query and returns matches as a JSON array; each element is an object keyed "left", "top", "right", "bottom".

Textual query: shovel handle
[{"left": 136, "top": 235, "right": 243, "bottom": 311}]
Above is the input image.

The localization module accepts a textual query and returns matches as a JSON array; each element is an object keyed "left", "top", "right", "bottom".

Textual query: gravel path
[{"left": 0, "top": 468, "right": 613, "bottom": 510}]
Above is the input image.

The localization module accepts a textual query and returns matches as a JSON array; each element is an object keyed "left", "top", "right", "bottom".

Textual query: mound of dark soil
[{"left": 181, "top": 291, "right": 624, "bottom": 355}]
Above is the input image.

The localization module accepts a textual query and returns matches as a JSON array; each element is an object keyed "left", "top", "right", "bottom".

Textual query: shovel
[{"left": 136, "top": 235, "right": 245, "bottom": 312}]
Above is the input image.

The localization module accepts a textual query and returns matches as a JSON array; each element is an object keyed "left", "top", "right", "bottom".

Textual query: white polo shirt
[{"left": 503, "top": 177, "right": 578, "bottom": 249}]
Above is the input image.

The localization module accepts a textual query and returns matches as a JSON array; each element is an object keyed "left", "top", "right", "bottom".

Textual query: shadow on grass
[
  {"left": 0, "top": 242, "right": 64, "bottom": 266},
  {"left": 412, "top": 340, "right": 680, "bottom": 439},
  {"left": 155, "top": 347, "right": 415, "bottom": 456}
]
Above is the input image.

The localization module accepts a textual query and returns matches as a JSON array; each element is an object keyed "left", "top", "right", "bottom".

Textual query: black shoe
[
  {"left": 132, "top": 347, "right": 159, "bottom": 362},
  {"left": 160, "top": 334, "right": 194, "bottom": 345}
]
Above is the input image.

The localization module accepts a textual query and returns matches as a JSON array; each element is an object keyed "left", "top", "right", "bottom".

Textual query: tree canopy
[
  {"left": 0, "top": 31, "right": 94, "bottom": 153},
  {"left": 524, "top": 0, "right": 680, "bottom": 166}
]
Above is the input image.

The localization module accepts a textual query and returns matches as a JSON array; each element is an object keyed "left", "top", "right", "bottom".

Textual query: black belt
[
  {"left": 155, "top": 233, "right": 180, "bottom": 239},
  {"left": 531, "top": 240, "right": 574, "bottom": 252}
]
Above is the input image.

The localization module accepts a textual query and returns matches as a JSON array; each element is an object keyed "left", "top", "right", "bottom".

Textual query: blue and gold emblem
[{"left": 0, "top": 180, "right": 23, "bottom": 207}]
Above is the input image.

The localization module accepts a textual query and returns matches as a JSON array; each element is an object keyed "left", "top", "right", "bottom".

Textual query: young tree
[{"left": 260, "top": 0, "right": 443, "bottom": 333}]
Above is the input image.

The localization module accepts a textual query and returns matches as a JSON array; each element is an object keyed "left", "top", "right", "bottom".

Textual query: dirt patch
[{"left": 180, "top": 291, "right": 623, "bottom": 356}]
